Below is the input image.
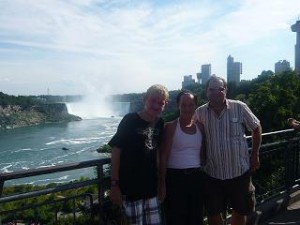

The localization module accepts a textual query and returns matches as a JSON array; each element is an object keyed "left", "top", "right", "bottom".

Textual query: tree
[{"left": 247, "top": 71, "right": 300, "bottom": 131}]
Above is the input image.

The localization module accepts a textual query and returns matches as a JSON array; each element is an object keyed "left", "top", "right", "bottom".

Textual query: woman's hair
[
  {"left": 176, "top": 90, "right": 197, "bottom": 104},
  {"left": 145, "top": 84, "right": 169, "bottom": 100}
]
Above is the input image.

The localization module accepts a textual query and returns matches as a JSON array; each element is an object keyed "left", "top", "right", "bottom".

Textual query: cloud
[{"left": 0, "top": 0, "right": 300, "bottom": 95}]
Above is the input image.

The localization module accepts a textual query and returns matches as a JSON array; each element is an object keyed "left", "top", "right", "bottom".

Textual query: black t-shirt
[{"left": 108, "top": 112, "right": 164, "bottom": 200}]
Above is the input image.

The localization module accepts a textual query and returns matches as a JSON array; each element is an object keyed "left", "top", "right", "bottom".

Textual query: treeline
[
  {"left": 0, "top": 92, "right": 40, "bottom": 109},
  {"left": 1, "top": 70, "right": 300, "bottom": 132},
  {"left": 0, "top": 93, "right": 82, "bottom": 129},
  {"left": 228, "top": 70, "right": 300, "bottom": 131},
  {"left": 0, "top": 93, "right": 83, "bottom": 108},
  {"left": 239, "top": 71, "right": 300, "bottom": 131},
  {"left": 163, "top": 70, "right": 300, "bottom": 132}
]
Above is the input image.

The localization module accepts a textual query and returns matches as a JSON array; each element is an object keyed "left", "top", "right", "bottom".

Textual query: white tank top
[{"left": 167, "top": 119, "right": 202, "bottom": 169}]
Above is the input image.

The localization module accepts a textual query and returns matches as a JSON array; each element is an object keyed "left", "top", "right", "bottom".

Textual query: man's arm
[
  {"left": 196, "top": 121, "right": 206, "bottom": 166},
  {"left": 159, "top": 121, "right": 176, "bottom": 201},
  {"left": 250, "top": 124, "right": 262, "bottom": 172},
  {"left": 110, "top": 146, "right": 122, "bottom": 205}
]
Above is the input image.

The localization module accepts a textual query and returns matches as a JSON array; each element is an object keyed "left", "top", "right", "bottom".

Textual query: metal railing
[
  {"left": 0, "top": 129, "right": 300, "bottom": 224},
  {"left": 249, "top": 129, "right": 300, "bottom": 203},
  {"left": 0, "top": 158, "right": 112, "bottom": 225}
]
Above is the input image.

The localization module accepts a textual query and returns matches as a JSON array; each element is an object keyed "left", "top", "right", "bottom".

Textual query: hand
[
  {"left": 250, "top": 154, "right": 260, "bottom": 172},
  {"left": 288, "top": 118, "right": 300, "bottom": 130},
  {"left": 110, "top": 186, "right": 122, "bottom": 206}
]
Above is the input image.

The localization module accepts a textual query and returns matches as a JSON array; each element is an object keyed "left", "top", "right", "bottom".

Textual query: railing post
[
  {"left": 0, "top": 177, "right": 3, "bottom": 225},
  {"left": 72, "top": 198, "right": 76, "bottom": 225},
  {"left": 0, "top": 180, "right": 3, "bottom": 198},
  {"left": 97, "top": 164, "right": 105, "bottom": 224},
  {"left": 296, "top": 139, "right": 300, "bottom": 181},
  {"left": 284, "top": 139, "right": 291, "bottom": 192},
  {"left": 285, "top": 136, "right": 298, "bottom": 192}
]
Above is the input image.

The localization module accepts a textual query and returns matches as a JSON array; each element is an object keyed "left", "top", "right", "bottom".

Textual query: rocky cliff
[{"left": 0, "top": 103, "right": 81, "bottom": 130}]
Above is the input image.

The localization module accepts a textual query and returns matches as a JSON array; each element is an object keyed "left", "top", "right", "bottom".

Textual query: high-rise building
[
  {"left": 182, "top": 75, "right": 196, "bottom": 88},
  {"left": 275, "top": 60, "right": 291, "bottom": 74},
  {"left": 196, "top": 72, "right": 201, "bottom": 83},
  {"left": 291, "top": 19, "right": 300, "bottom": 73},
  {"left": 227, "top": 55, "right": 242, "bottom": 84},
  {"left": 200, "top": 64, "right": 211, "bottom": 84}
]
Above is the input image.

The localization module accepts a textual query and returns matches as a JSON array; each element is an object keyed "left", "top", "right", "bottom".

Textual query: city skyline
[{"left": 0, "top": 0, "right": 300, "bottom": 96}]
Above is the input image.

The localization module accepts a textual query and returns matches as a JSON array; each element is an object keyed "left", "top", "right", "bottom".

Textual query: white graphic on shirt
[{"left": 137, "top": 126, "right": 158, "bottom": 151}]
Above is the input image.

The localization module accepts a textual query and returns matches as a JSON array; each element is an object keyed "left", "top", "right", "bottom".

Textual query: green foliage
[
  {"left": 96, "top": 144, "right": 112, "bottom": 153},
  {"left": 1, "top": 182, "right": 100, "bottom": 225},
  {"left": 162, "top": 71, "right": 300, "bottom": 132},
  {"left": 247, "top": 71, "right": 300, "bottom": 131},
  {"left": 162, "top": 110, "right": 179, "bottom": 122},
  {"left": 0, "top": 92, "right": 39, "bottom": 109},
  {"left": 111, "top": 92, "right": 142, "bottom": 102}
]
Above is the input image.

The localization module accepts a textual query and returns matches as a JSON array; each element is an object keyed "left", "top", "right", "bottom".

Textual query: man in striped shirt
[{"left": 194, "top": 75, "right": 262, "bottom": 225}]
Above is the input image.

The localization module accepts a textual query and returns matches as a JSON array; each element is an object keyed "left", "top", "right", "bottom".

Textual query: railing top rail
[
  {"left": 246, "top": 128, "right": 296, "bottom": 139},
  {"left": 0, "top": 157, "right": 111, "bottom": 182},
  {"left": 261, "top": 128, "right": 295, "bottom": 136},
  {"left": 0, "top": 178, "right": 102, "bottom": 204},
  {"left": 1, "top": 129, "right": 297, "bottom": 182}
]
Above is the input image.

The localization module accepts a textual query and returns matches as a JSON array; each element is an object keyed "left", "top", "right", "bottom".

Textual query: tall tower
[
  {"left": 227, "top": 55, "right": 242, "bottom": 84},
  {"left": 197, "top": 64, "right": 211, "bottom": 84},
  {"left": 201, "top": 64, "right": 211, "bottom": 84},
  {"left": 291, "top": 19, "right": 300, "bottom": 73}
]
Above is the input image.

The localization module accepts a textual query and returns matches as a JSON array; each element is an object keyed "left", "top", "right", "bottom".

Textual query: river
[{"left": 0, "top": 105, "right": 123, "bottom": 186}]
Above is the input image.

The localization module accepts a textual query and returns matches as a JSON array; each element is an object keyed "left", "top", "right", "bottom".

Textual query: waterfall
[
  {"left": 66, "top": 101, "right": 130, "bottom": 119},
  {"left": 111, "top": 102, "right": 131, "bottom": 117}
]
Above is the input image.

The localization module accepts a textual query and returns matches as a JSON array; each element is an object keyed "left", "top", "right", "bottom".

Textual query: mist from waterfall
[
  {"left": 66, "top": 97, "right": 130, "bottom": 119},
  {"left": 64, "top": 83, "right": 131, "bottom": 119}
]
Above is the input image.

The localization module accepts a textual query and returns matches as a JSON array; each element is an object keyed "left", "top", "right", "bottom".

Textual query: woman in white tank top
[{"left": 159, "top": 90, "right": 206, "bottom": 225}]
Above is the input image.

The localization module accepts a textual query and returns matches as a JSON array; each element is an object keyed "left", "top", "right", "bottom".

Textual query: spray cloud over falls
[{"left": 65, "top": 84, "right": 130, "bottom": 119}]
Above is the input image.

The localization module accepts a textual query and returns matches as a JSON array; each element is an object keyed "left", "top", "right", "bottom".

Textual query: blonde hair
[{"left": 145, "top": 84, "right": 169, "bottom": 101}]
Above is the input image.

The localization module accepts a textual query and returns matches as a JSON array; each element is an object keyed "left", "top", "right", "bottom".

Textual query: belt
[{"left": 167, "top": 167, "right": 202, "bottom": 175}]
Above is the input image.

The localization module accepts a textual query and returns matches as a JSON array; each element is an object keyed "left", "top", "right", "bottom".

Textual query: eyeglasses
[{"left": 208, "top": 87, "right": 226, "bottom": 92}]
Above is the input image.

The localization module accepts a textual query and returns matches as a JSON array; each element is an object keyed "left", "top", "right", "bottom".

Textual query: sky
[{"left": 0, "top": 0, "right": 300, "bottom": 96}]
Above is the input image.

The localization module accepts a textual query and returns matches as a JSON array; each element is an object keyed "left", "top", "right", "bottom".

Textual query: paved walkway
[{"left": 260, "top": 200, "right": 300, "bottom": 225}]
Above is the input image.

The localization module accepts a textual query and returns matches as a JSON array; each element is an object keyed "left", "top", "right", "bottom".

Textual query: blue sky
[{"left": 0, "top": 0, "right": 299, "bottom": 96}]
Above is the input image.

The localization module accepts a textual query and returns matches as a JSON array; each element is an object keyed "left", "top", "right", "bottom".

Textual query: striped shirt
[{"left": 195, "top": 99, "right": 260, "bottom": 180}]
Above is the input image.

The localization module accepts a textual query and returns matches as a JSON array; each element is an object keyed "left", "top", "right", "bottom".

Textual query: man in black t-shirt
[{"left": 109, "top": 84, "right": 169, "bottom": 225}]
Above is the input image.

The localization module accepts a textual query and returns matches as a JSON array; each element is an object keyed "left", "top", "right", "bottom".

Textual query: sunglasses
[{"left": 208, "top": 87, "right": 226, "bottom": 92}]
